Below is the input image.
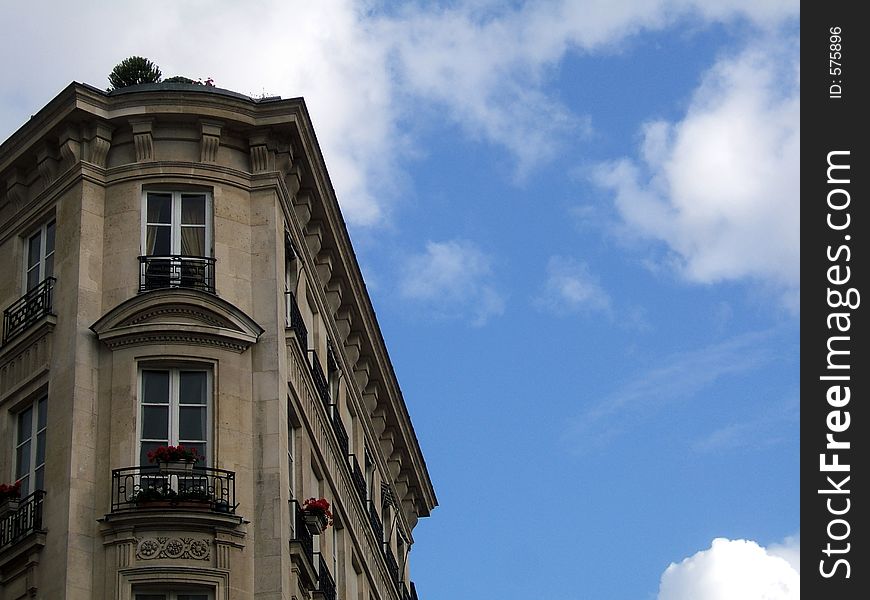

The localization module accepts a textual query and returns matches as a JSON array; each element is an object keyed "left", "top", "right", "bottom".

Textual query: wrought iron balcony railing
[
  {"left": 287, "top": 291, "right": 309, "bottom": 351},
  {"left": 310, "top": 351, "right": 330, "bottom": 408},
  {"left": 291, "top": 499, "right": 315, "bottom": 565},
  {"left": 349, "top": 454, "right": 367, "bottom": 505},
  {"left": 315, "top": 552, "right": 337, "bottom": 600},
  {"left": 2, "top": 277, "right": 55, "bottom": 345},
  {"left": 110, "top": 465, "right": 236, "bottom": 514},
  {"left": 0, "top": 490, "right": 44, "bottom": 550},
  {"left": 331, "top": 408, "right": 349, "bottom": 457},
  {"left": 138, "top": 255, "right": 215, "bottom": 293},
  {"left": 385, "top": 544, "right": 401, "bottom": 589},
  {"left": 368, "top": 501, "right": 384, "bottom": 543}
]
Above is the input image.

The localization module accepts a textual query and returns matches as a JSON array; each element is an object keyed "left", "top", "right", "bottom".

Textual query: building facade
[{"left": 0, "top": 82, "right": 436, "bottom": 600}]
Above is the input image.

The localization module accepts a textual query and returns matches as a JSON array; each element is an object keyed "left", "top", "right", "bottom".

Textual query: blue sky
[{"left": 0, "top": 1, "right": 800, "bottom": 598}]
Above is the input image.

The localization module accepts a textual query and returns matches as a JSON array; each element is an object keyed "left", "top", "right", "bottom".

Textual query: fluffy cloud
[
  {"left": 594, "top": 39, "right": 799, "bottom": 309},
  {"left": 535, "top": 256, "right": 611, "bottom": 315},
  {"left": 658, "top": 537, "right": 799, "bottom": 600},
  {"left": 1, "top": 1, "right": 799, "bottom": 229},
  {"left": 399, "top": 240, "right": 504, "bottom": 325}
]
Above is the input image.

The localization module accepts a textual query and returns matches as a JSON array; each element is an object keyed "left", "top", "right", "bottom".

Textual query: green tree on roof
[{"left": 108, "top": 56, "right": 162, "bottom": 90}]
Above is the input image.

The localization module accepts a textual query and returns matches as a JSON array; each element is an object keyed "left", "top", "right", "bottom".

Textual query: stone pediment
[{"left": 91, "top": 289, "right": 263, "bottom": 353}]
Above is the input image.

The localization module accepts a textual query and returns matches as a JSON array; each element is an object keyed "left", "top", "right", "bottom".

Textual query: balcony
[
  {"left": 287, "top": 291, "right": 309, "bottom": 351},
  {"left": 2, "top": 277, "right": 55, "bottom": 345},
  {"left": 110, "top": 465, "right": 236, "bottom": 514},
  {"left": 310, "top": 351, "right": 330, "bottom": 409},
  {"left": 314, "top": 553, "right": 337, "bottom": 600},
  {"left": 385, "top": 544, "right": 401, "bottom": 590},
  {"left": 349, "top": 455, "right": 367, "bottom": 505},
  {"left": 289, "top": 498, "right": 319, "bottom": 590},
  {"left": 0, "top": 490, "right": 44, "bottom": 552},
  {"left": 331, "top": 408, "right": 349, "bottom": 457},
  {"left": 138, "top": 255, "right": 215, "bottom": 293},
  {"left": 368, "top": 501, "right": 384, "bottom": 543}
]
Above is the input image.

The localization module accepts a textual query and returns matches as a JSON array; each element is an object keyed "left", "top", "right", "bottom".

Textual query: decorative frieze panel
[
  {"left": 136, "top": 536, "right": 211, "bottom": 561},
  {"left": 0, "top": 327, "right": 52, "bottom": 398}
]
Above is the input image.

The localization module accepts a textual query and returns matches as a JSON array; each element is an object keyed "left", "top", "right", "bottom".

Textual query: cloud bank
[{"left": 658, "top": 536, "right": 799, "bottom": 600}]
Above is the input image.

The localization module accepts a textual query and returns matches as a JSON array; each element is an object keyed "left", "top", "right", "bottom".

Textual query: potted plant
[
  {"left": 147, "top": 445, "right": 200, "bottom": 474},
  {"left": 0, "top": 480, "right": 22, "bottom": 514},
  {"left": 301, "top": 497, "right": 333, "bottom": 534}
]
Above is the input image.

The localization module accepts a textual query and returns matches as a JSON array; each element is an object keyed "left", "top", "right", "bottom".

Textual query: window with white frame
[
  {"left": 142, "top": 191, "right": 211, "bottom": 258},
  {"left": 15, "top": 394, "right": 47, "bottom": 496},
  {"left": 140, "top": 191, "right": 213, "bottom": 291},
  {"left": 139, "top": 368, "right": 210, "bottom": 466},
  {"left": 25, "top": 219, "right": 55, "bottom": 291}
]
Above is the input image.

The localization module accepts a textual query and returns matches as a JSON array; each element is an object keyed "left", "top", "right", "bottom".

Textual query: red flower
[
  {"left": 0, "top": 480, "right": 22, "bottom": 501},
  {"left": 302, "top": 497, "right": 334, "bottom": 526}
]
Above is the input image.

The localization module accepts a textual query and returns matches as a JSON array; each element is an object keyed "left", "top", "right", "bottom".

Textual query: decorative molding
[
  {"left": 136, "top": 536, "right": 211, "bottom": 561},
  {"left": 292, "top": 191, "right": 312, "bottom": 230},
  {"left": 130, "top": 118, "right": 154, "bottom": 162},
  {"left": 36, "top": 141, "right": 58, "bottom": 186},
  {"left": 91, "top": 289, "right": 264, "bottom": 354},
  {"left": 200, "top": 120, "right": 223, "bottom": 163},
  {"left": 87, "top": 121, "right": 114, "bottom": 167},
  {"left": 0, "top": 320, "right": 54, "bottom": 400},
  {"left": 249, "top": 132, "right": 274, "bottom": 173}
]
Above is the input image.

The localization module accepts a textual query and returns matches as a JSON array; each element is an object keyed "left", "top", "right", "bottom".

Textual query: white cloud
[
  {"left": 594, "top": 39, "right": 800, "bottom": 309},
  {"left": 658, "top": 536, "right": 799, "bottom": 600},
  {"left": 2, "top": 1, "right": 798, "bottom": 230},
  {"left": 536, "top": 256, "right": 611, "bottom": 315},
  {"left": 399, "top": 240, "right": 504, "bottom": 325}
]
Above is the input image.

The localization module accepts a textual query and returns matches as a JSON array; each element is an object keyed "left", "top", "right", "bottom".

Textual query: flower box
[
  {"left": 301, "top": 510, "right": 329, "bottom": 534},
  {"left": 0, "top": 498, "right": 20, "bottom": 515},
  {"left": 158, "top": 460, "right": 196, "bottom": 474},
  {"left": 300, "top": 497, "right": 333, "bottom": 534}
]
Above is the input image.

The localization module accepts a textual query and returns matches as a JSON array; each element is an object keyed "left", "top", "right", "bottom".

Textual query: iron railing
[
  {"left": 291, "top": 499, "right": 315, "bottom": 565},
  {"left": 315, "top": 553, "right": 337, "bottom": 600},
  {"left": 0, "top": 490, "right": 44, "bottom": 550},
  {"left": 368, "top": 501, "right": 384, "bottom": 543},
  {"left": 310, "top": 351, "right": 330, "bottom": 408},
  {"left": 331, "top": 408, "right": 349, "bottom": 457},
  {"left": 110, "top": 465, "right": 236, "bottom": 513},
  {"left": 2, "top": 277, "right": 55, "bottom": 345},
  {"left": 385, "top": 544, "right": 401, "bottom": 589},
  {"left": 287, "top": 291, "right": 308, "bottom": 351},
  {"left": 138, "top": 255, "right": 215, "bottom": 293},
  {"left": 349, "top": 455, "right": 367, "bottom": 505}
]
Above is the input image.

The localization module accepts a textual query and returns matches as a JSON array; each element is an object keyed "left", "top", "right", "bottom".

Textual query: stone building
[{"left": 0, "top": 82, "right": 436, "bottom": 600}]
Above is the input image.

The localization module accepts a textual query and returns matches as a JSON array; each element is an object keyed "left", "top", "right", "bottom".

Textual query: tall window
[
  {"left": 16, "top": 395, "right": 47, "bottom": 496},
  {"left": 140, "top": 191, "right": 213, "bottom": 292},
  {"left": 143, "top": 192, "right": 210, "bottom": 258},
  {"left": 26, "top": 220, "right": 55, "bottom": 291},
  {"left": 140, "top": 368, "right": 210, "bottom": 466}
]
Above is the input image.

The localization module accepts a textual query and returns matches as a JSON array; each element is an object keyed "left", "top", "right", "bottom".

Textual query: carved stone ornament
[{"left": 136, "top": 536, "right": 211, "bottom": 561}]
